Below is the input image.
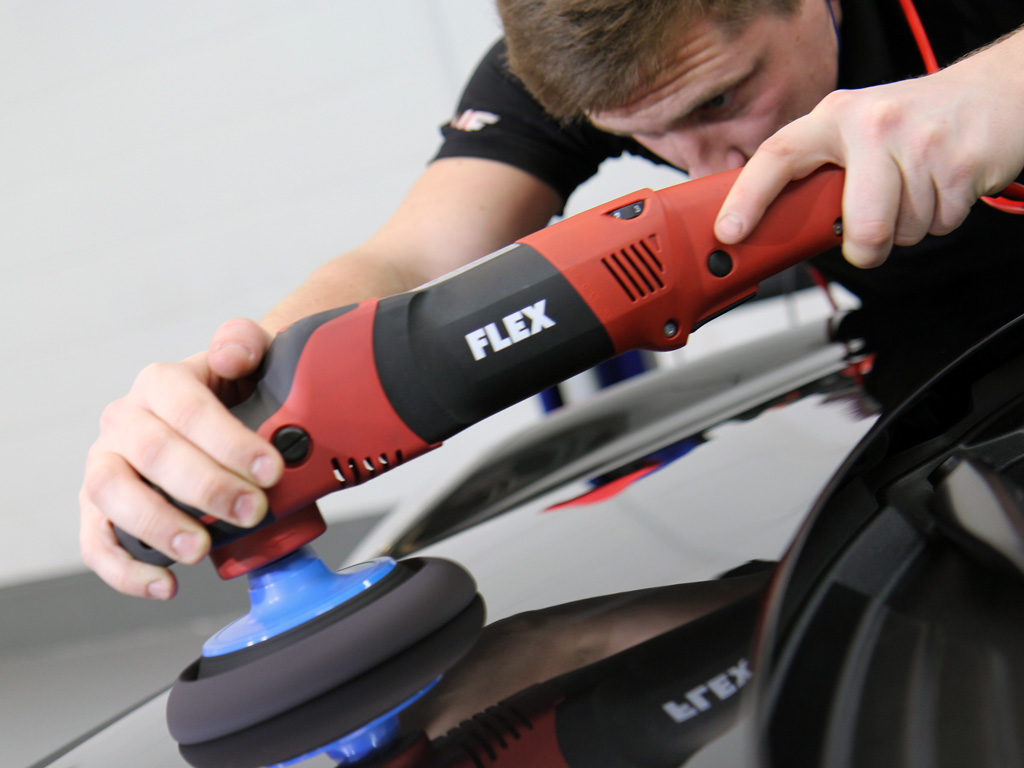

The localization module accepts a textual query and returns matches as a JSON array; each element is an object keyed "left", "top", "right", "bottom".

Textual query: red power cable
[{"left": 898, "top": 0, "right": 1024, "bottom": 214}]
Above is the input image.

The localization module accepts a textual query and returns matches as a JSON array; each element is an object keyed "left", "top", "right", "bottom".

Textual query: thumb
[{"left": 208, "top": 318, "right": 272, "bottom": 380}]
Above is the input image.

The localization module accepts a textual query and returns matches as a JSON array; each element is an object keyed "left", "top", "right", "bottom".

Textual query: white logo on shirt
[{"left": 450, "top": 109, "right": 500, "bottom": 132}]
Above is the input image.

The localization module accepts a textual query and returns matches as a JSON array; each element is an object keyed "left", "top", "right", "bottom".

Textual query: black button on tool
[
  {"left": 707, "top": 250, "right": 733, "bottom": 277},
  {"left": 273, "top": 426, "right": 311, "bottom": 465},
  {"left": 609, "top": 201, "right": 645, "bottom": 220}
]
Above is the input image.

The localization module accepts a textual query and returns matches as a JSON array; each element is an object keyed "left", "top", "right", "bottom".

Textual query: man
[{"left": 80, "top": 0, "right": 1024, "bottom": 600}]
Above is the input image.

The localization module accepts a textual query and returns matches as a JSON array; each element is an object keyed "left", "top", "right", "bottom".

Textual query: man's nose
[
  {"left": 653, "top": 131, "right": 747, "bottom": 178},
  {"left": 685, "top": 144, "right": 747, "bottom": 179}
]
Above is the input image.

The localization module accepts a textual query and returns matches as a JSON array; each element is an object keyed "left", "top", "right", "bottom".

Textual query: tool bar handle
[
  {"left": 656, "top": 164, "right": 844, "bottom": 317},
  {"left": 520, "top": 165, "right": 844, "bottom": 354}
]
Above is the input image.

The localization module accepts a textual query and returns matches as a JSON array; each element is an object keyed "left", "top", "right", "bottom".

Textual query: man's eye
[{"left": 700, "top": 90, "right": 732, "bottom": 111}]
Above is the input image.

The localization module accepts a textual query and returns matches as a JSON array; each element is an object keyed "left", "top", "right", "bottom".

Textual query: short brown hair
[{"left": 497, "top": 0, "right": 801, "bottom": 121}]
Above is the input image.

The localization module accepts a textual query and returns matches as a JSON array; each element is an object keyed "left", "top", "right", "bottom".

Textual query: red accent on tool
[
  {"left": 256, "top": 300, "right": 436, "bottom": 517},
  {"left": 209, "top": 504, "right": 325, "bottom": 579}
]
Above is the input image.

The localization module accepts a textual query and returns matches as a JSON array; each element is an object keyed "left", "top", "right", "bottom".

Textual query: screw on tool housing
[
  {"left": 273, "top": 426, "right": 311, "bottom": 465},
  {"left": 707, "top": 250, "right": 733, "bottom": 278}
]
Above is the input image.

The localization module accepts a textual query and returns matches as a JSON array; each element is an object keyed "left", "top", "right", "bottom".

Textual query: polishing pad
[
  {"left": 179, "top": 595, "right": 484, "bottom": 768},
  {"left": 169, "top": 552, "right": 483, "bottom": 767}
]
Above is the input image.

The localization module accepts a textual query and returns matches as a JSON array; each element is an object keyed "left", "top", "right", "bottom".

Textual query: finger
[
  {"left": 892, "top": 169, "right": 938, "bottom": 247},
  {"left": 79, "top": 499, "right": 179, "bottom": 600},
  {"left": 132, "top": 363, "right": 283, "bottom": 491},
  {"left": 715, "top": 118, "right": 838, "bottom": 244},
  {"left": 839, "top": 154, "right": 903, "bottom": 268},
  {"left": 103, "top": 395, "right": 271, "bottom": 526},
  {"left": 208, "top": 318, "right": 273, "bottom": 380},
  {"left": 81, "top": 448, "right": 212, "bottom": 564},
  {"left": 929, "top": 178, "right": 975, "bottom": 237}
]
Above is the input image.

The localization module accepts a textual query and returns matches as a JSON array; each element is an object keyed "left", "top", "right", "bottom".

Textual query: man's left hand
[{"left": 714, "top": 29, "right": 1024, "bottom": 268}]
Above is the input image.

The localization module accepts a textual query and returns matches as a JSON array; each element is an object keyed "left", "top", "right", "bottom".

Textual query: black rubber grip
[
  {"left": 113, "top": 523, "right": 174, "bottom": 567},
  {"left": 110, "top": 479, "right": 210, "bottom": 566},
  {"left": 229, "top": 304, "right": 356, "bottom": 431},
  {"left": 374, "top": 243, "right": 615, "bottom": 444},
  {"left": 112, "top": 479, "right": 253, "bottom": 567}
]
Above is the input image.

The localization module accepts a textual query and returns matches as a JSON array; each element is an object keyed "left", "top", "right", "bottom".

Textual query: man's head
[{"left": 498, "top": 0, "right": 841, "bottom": 177}]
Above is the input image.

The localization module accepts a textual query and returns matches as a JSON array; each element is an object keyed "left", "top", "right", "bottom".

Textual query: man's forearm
[
  {"left": 963, "top": 22, "right": 1024, "bottom": 65},
  {"left": 950, "top": 23, "right": 1024, "bottom": 192},
  {"left": 259, "top": 245, "right": 428, "bottom": 334},
  {"left": 956, "top": 23, "right": 1024, "bottom": 102},
  {"left": 260, "top": 157, "right": 564, "bottom": 334}
]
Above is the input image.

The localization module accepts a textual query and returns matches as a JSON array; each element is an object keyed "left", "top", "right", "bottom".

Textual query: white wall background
[
  {"left": 0, "top": 0, "right": 845, "bottom": 589},
  {"left": 0, "top": 0, "right": 682, "bottom": 588}
]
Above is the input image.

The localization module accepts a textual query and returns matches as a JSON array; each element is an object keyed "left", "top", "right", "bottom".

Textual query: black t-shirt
[{"left": 435, "top": 0, "right": 1024, "bottom": 405}]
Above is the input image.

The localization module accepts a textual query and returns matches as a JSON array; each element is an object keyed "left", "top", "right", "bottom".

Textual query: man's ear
[{"left": 827, "top": 0, "right": 842, "bottom": 28}]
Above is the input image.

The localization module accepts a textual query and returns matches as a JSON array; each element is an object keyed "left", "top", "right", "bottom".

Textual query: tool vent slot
[
  {"left": 602, "top": 239, "right": 665, "bottom": 302},
  {"left": 332, "top": 451, "right": 404, "bottom": 487},
  {"left": 437, "top": 703, "right": 531, "bottom": 767}
]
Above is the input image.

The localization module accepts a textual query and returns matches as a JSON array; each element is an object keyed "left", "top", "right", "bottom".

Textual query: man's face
[{"left": 588, "top": 0, "right": 840, "bottom": 178}]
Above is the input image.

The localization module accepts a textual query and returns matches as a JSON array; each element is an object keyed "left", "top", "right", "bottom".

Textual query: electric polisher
[{"left": 116, "top": 164, "right": 844, "bottom": 766}]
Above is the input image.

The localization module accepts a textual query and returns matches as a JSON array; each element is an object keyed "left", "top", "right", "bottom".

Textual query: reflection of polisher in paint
[
  {"left": 662, "top": 658, "right": 753, "bottom": 723},
  {"left": 114, "top": 166, "right": 843, "bottom": 766},
  {"left": 547, "top": 436, "right": 705, "bottom": 511},
  {"left": 184, "top": 582, "right": 763, "bottom": 767},
  {"left": 364, "top": 589, "right": 763, "bottom": 767}
]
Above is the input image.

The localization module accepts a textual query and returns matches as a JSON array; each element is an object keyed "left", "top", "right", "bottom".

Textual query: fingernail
[
  {"left": 147, "top": 579, "right": 173, "bottom": 600},
  {"left": 172, "top": 532, "right": 202, "bottom": 561},
  {"left": 213, "top": 341, "right": 255, "bottom": 362},
  {"left": 717, "top": 213, "right": 744, "bottom": 240},
  {"left": 251, "top": 454, "right": 275, "bottom": 486},
  {"left": 232, "top": 493, "right": 261, "bottom": 526}
]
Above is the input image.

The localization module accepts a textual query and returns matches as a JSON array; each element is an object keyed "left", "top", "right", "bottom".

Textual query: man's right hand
[{"left": 79, "top": 318, "right": 284, "bottom": 600}]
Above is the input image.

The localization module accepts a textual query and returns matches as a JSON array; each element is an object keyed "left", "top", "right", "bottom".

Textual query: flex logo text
[
  {"left": 661, "top": 658, "right": 752, "bottom": 724},
  {"left": 465, "top": 300, "right": 556, "bottom": 361}
]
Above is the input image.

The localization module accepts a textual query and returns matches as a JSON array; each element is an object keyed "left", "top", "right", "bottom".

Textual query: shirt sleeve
[{"left": 433, "top": 39, "right": 664, "bottom": 206}]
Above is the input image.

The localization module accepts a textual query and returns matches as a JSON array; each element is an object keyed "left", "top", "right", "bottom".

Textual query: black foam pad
[
  {"left": 168, "top": 557, "right": 478, "bottom": 744},
  {"left": 179, "top": 595, "right": 484, "bottom": 768}
]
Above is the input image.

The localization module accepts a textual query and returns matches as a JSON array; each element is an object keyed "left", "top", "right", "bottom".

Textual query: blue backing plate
[{"left": 203, "top": 548, "right": 396, "bottom": 656}]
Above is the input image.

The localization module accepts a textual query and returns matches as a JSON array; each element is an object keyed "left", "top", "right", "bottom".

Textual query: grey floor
[{"left": 0, "top": 516, "right": 381, "bottom": 768}]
